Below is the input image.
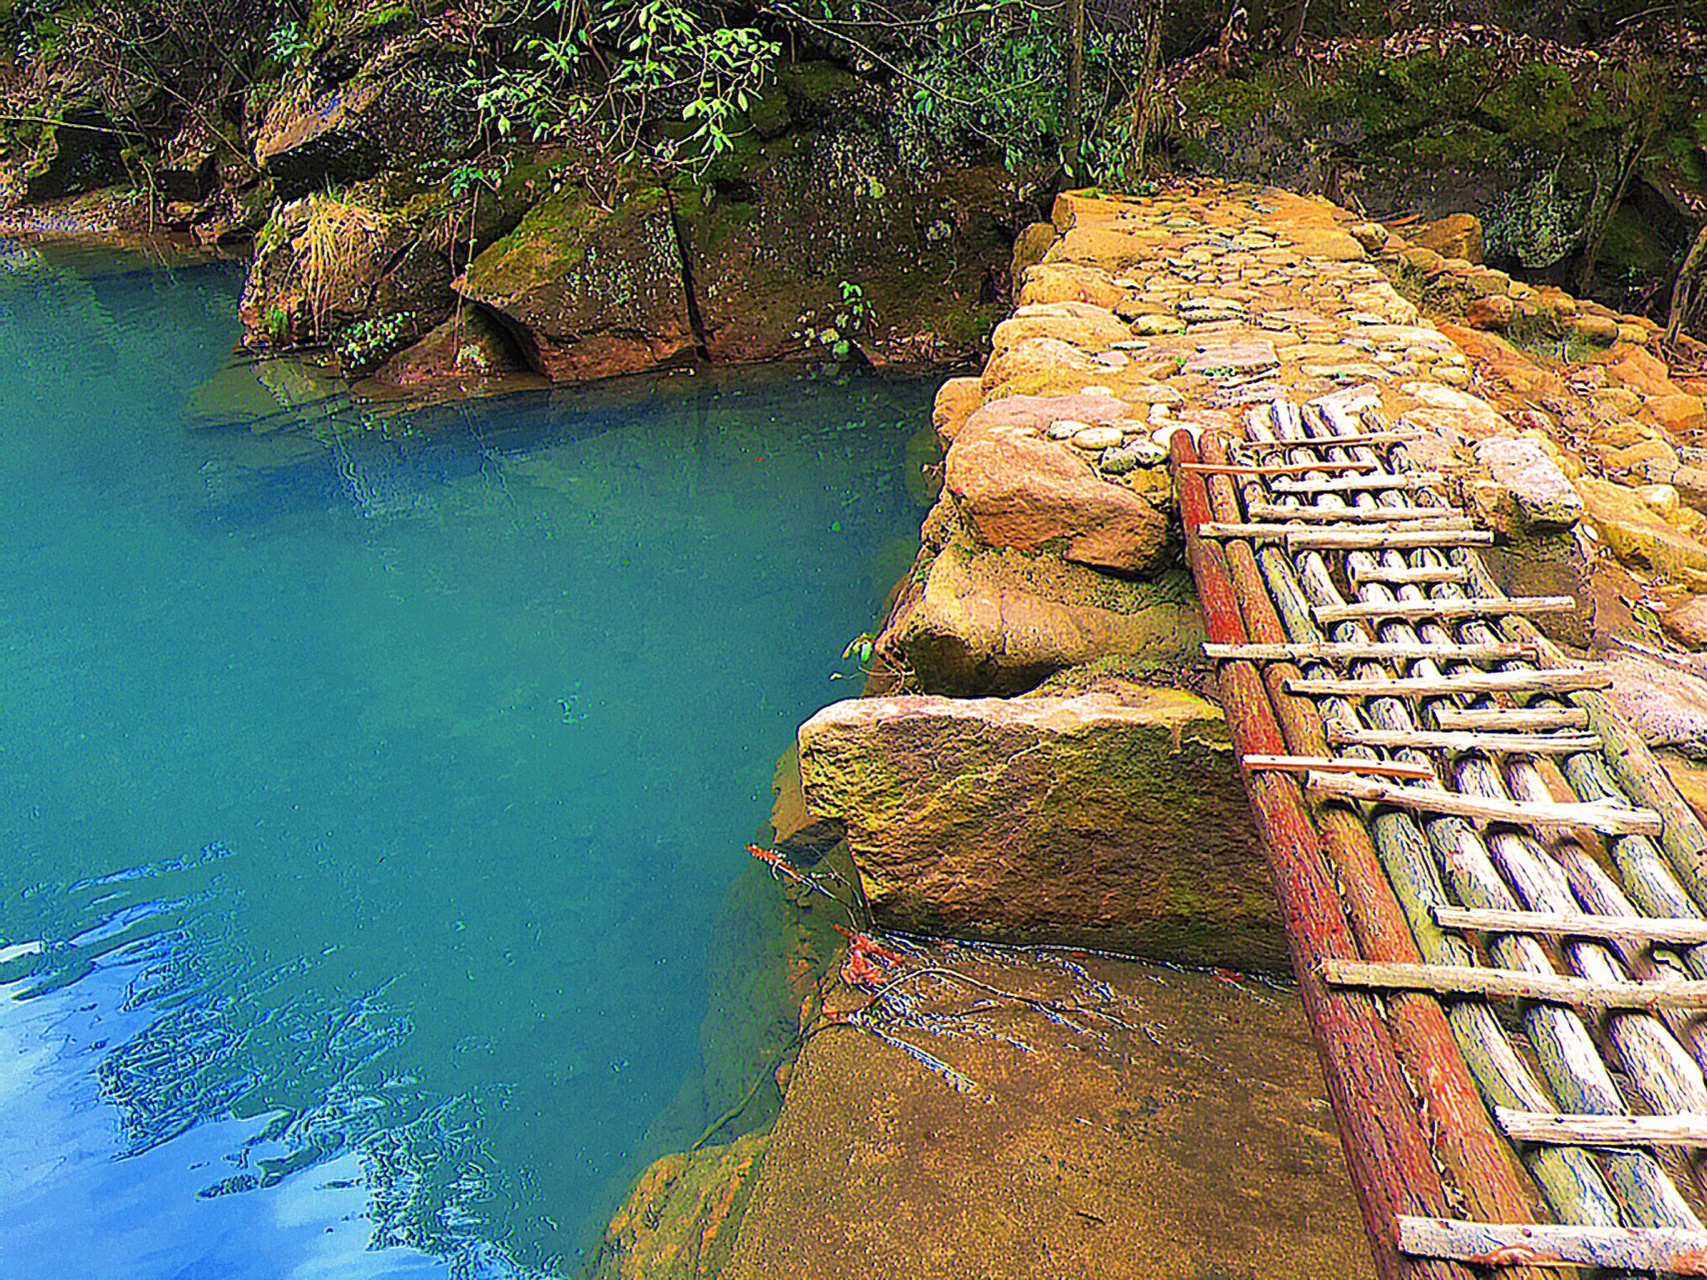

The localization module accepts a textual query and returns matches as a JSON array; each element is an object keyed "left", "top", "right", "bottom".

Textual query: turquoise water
[{"left": 0, "top": 241, "right": 932, "bottom": 1277}]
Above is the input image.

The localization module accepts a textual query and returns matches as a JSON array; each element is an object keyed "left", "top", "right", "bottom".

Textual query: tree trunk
[
  {"left": 1667, "top": 221, "right": 1707, "bottom": 345},
  {"left": 1063, "top": 0, "right": 1085, "bottom": 181}
]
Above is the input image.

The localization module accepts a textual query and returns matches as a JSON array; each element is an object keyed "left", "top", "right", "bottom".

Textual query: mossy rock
[{"left": 457, "top": 175, "right": 695, "bottom": 381}]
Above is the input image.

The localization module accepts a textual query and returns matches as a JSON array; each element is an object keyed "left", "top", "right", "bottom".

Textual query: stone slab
[
  {"left": 796, "top": 690, "right": 1278, "bottom": 966},
  {"left": 726, "top": 952, "right": 1371, "bottom": 1280}
]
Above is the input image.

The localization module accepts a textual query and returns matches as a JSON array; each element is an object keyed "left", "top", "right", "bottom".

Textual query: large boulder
[
  {"left": 725, "top": 949, "right": 1370, "bottom": 1280},
  {"left": 889, "top": 534, "right": 1202, "bottom": 695},
  {"left": 1406, "top": 212, "right": 1484, "bottom": 264},
  {"left": 1466, "top": 437, "right": 1592, "bottom": 645},
  {"left": 238, "top": 182, "right": 457, "bottom": 373},
  {"left": 945, "top": 393, "right": 1170, "bottom": 574},
  {"left": 1577, "top": 477, "right": 1707, "bottom": 578},
  {"left": 795, "top": 689, "right": 1279, "bottom": 967},
  {"left": 456, "top": 179, "right": 694, "bottom": 381},
  {"left": 1604, "top": 654, "right": 1707, "bottom": 761},
  {"left": 251, "top": 31, "right": 478, "bottom": 199}
]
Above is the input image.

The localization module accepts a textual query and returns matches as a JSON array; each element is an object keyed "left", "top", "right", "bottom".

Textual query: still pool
[{"left": 0, "top": 242, "right": 935, "bottom": 1277}]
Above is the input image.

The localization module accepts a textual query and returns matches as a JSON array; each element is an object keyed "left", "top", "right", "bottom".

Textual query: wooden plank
[
  {"left": 1243, "top": 754, "right": 1437, "bottom": 780},
  {"left": 1287, "top": 668, "right": 1608, "bottom": 698},
  {"left": 1398, "top": 1216, "right": 1707, "bottom": 1272},
  {"left": 1327, "top": 725, "right": 1603, "bottom": 755},
  {"left": 1350, "top": 564, "right": 1471, "bottom": 586},
  {"left": 1179, "top": 460, "right": 1381, "bottom": 476},
  {"left": 1304, "top": 771, "right": 1663, "bottom": 836},
  {"left": 1204, "top": 640, "right": 1539, "bottom": 663},
  {"left": 1433, "top": 906, "right": 1707, "bottom": 947},
  {"left": 1434, "top": 708, "right": 1589, "bottom": 731},
  {"left": 1172, "top": 430, "right": 1472, "bottom": 1280},
  {"left": 1315, "top": 597, "right": 1576, "bottom": 623},
  {"left": 1495, "top": 1108, "right": 1707, "bottom": 1146},
  {"left": 1321, "top": 958, "right": 1707, "bottom": 1010},
  {"left": 1246, "top": 502, "right": 1467, "bottom": 523}
]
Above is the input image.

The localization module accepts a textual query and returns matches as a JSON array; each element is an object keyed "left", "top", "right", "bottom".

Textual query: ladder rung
[
  {"left": 1315, "top": 596, "right": 1575, "bottom": 623},
  {"left": 1287, "top": 668, "right": 1607, "bottom": 698},
  {"left": 1305, "top": 772, "right": 1662, "bottom": 837},
  {"left": 1327, "top": 726, "right": 1602, "bottom": 755}
]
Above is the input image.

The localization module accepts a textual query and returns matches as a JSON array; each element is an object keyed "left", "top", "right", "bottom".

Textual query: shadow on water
[{"left": 0, "top": 243, "right": 940, "bottom": 1276}]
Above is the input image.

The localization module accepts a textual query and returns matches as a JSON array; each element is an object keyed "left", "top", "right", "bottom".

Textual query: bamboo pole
[
  {"left": 1350, "top": 565, "right": 1472, "bottom": 587},
  {"left": 1397, "top": 1217, "right": 1707, "bottom": 1271},
  {"left": 1434, "top": 907, "right": 1707, "bottom": 947},
  {"left": 1289, "top": 528, "right": 1495, "bottom": 551},
  {"left": 1179, "top": 460, "right": 1380, "bottom": 476},
  {"left": 1171, "top": 430, "right": 1472, "bottom": 1280},
  {"left": 1204, "top": 640, "right": 1538, "bottom": 663},
  {"left": 1305, "top": 771, "right": 1663, "bottom": 836},
  {"left": 1247, "top": 502, "right": 1465, "bottom": 523},
  {"left": 1270, "top": 473, "right": 1445, "bottom": 494},
  {"left": 1253, "top": 428, "right": 1423, "bottom": 450},
  {"left": 1497, "top": 1109, "right": 1707, "bottom": 1145},
  {"left": 1196, "top": 524, "right": 1494, "bottom": 548},
  {"left": 1321, "top": 958, "right": 1707, "bottom": 1010}
]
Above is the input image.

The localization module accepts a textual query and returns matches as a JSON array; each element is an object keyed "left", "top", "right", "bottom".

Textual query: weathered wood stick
[
  {"left": 1253, "top": 428, "right": 1424, "bottom": 450},
  {"left": 1288, "top": 668, "right": 1607, "bottom": 698},
  {"left": 1315, "top": 597, "right": 1577, "bottom": 623},
  {"left": 1305, "top": 771, "right": 1664, "bottom": 836},
  {"left": 1433, "top": 906, "right": 1707, "bottom": 946},
  {"left": 1434, "top": 707, "right": 1590, "bottom": 731},
  {"left": 1204, "top": 640, "right": 1539, "bottom": 663},
  {"left": 1350, "top": 565, "right": 1472, "bottom": 586},
  {"left": 1196, "top": 523, "right": 1495, "bottom": 548},
  {"left": 1328, "top": 726, "right": 1603, "bottom": 754},
  {"left": 1289, "top": 528, "right": 1496, "bottom": 550},
  {"left": 1173, "top": 430, "right": 1472, "bottom": 1280},
  {"left": 1246, "top": 502, "right": 1466, "bottom": 523},
  {"left": 1180, "top": 460, "right": 1381, "bottom": 476},
  {"left": 1243, "top": 753, "right": 1437, "bottom": 780},
  {"left": 1495, "top": 1108, "right": 1707, "bottom": 1146},
  {"left": 1321, "top": 958, "right": 1707, "bottom": 1010},
  {"left": 1270, "top": 473, "right": 1446, "bottom": 494},
  {"left": 1397, "top": 1216, "right": 1707, "bottom": 1271}
]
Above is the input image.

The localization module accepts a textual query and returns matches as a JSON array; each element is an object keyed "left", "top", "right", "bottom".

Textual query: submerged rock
[
  {"left": 795, "top": 690, "right": 1278, "bottom": 966},
  {"left": 589, "top": 1130, "right": 770, "bottom": 1280}
]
